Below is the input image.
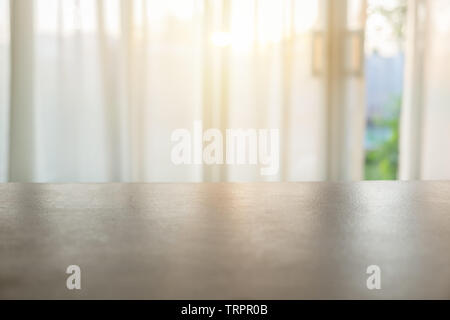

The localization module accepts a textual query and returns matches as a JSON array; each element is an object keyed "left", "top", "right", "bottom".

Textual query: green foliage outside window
[{"left": 365, "top": 97, "right": 401, "bottom": 180}]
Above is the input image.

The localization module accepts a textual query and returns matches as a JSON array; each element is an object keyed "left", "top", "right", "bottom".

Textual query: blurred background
[{"left": 0, "top": 0, "right": 449, "bottom": 183}]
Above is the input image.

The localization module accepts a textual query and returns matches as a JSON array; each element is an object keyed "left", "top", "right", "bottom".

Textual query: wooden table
[{"left": 0, "top": 182, "right": 449, "bottom": 299}]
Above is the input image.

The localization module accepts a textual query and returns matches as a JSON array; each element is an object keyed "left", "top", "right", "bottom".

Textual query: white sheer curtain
[
  {"left": 0, "top": 0, "right": 367, "bottom": 183},
  {"left": 400, "top": 0, "right": 450, "bottom": 180}
]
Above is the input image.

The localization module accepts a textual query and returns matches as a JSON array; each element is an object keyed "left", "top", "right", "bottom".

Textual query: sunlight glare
[
  {"left": 212, "top": 32, "right": 232, "bottom": 47},
  {"left": 295, "top": 0, "right": 319, "bottom": 32}
]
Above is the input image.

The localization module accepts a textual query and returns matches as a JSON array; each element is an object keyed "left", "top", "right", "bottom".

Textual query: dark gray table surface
[{"left": 0, "top": 182, "right": 449, "bottom": 299}]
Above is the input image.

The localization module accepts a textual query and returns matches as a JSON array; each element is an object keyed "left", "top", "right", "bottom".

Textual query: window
[{"left": 364, "top": 0, "right": 407, "bottom": 180}]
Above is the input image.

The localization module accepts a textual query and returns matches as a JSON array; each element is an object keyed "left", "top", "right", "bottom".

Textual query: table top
[{"left": 0, "top": 182, "right": 449, "bottom": 299}]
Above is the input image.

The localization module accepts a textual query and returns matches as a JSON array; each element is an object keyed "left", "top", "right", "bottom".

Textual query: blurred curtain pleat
[
  {"left": 96, "top": 0, "right": 120, "bottom": 181},
  {"left": 0, "top": 0, "right": 9, "bottom": 181},
  {"left": 400, "top": 0, "right": 426, "bottom": 180},
  {"left": 327, "top": 0, "right": 367, "bottom": 181},
  {"left": 120, "top": 0, "right": 137, "bottom": 181},
  {"left": 400, "top": 0, "right": 450, "bottom": 180},
  {"left": 8, "top": 0, "right": 35, "bottom": 182},
  {"left": 1, "top": 0, "right": 368, "bottom": 182}
]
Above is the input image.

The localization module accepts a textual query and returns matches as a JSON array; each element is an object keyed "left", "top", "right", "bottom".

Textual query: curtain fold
[
  {"left": 400, "top": 0, "right": 450, "bottom": 180},
  {"left": 420, "top": 0, "right": 450, "bottom": 180},
  {"left": 8, "top": 0, "right": 35, "bottom": 182},
  {"left": 0, "top": 0, "right": 9, "bottom": 181},
  {"left": 0, "top": 0, "right": 368, "bottom": 183}
]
